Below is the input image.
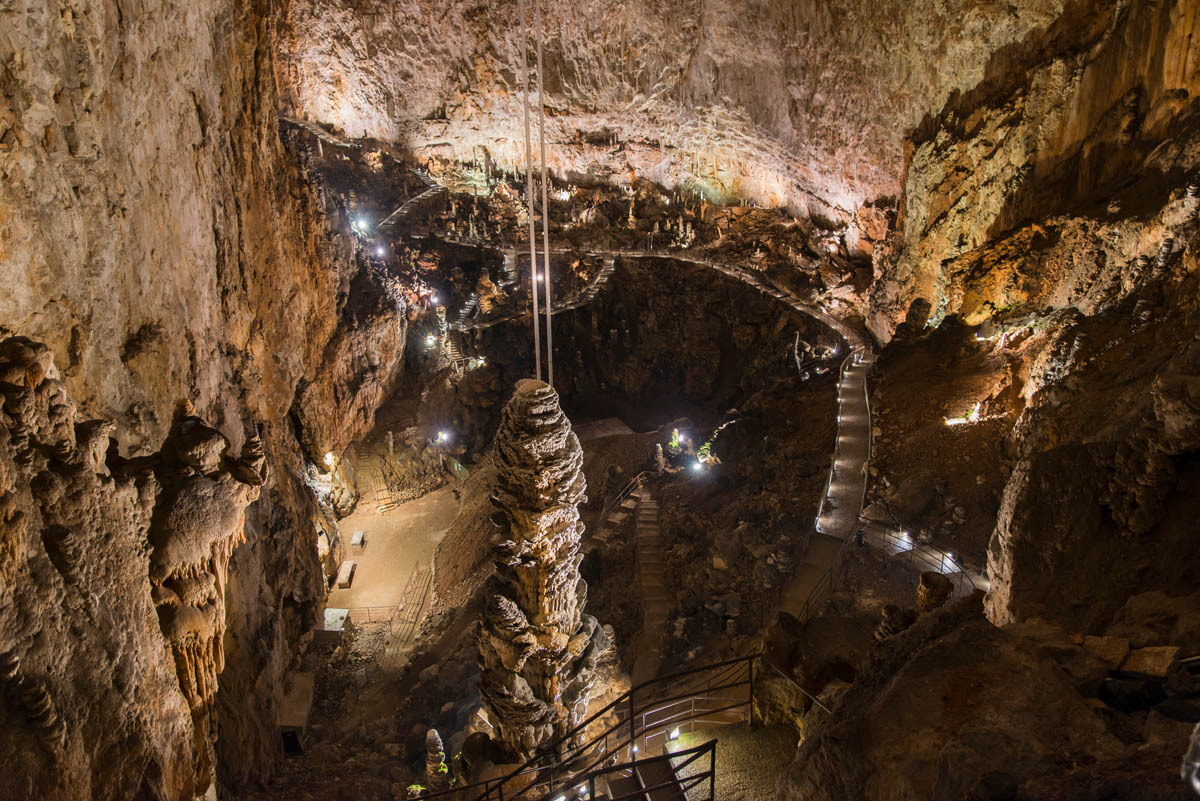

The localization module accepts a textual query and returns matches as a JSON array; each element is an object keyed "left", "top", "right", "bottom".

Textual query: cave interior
[{"left": 2, "top": 0, "right": 1200, "bottom": 799}]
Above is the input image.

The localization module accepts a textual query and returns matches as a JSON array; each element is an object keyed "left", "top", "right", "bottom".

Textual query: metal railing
[
  {"left": 594, "top": 470, "right": 650, "bottom": 527},
  {"left": 579, "top": 740, "right": 717, "bottom": 801},
  {"left": 853, "top": 517, "right": 985, "bottom": 599},
  {"left": 418, "top": 654, "right": 760, "bottom": 801},
  {"left": 353, "top": 561, "right": 434, "bottom": 674},
  {"left": 794, "top": 536, "right": 856, "bottom": 625},
  {"left": 341, "top": 605, "right": 398, "bottom": 623},
  {"left": 813, "top": 344, "right": 870, "bottom": 535}
]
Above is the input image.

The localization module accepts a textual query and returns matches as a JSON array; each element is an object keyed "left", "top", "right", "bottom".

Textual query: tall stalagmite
[{"left": 478, "top": 380, "right": 608, "bottom": 760}]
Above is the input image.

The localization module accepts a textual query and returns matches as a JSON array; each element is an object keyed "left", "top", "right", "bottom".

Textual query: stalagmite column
[
  {"left": 478, "top": 380, "right": 609, "bottom": 760},
  {"left": 914, "top": 572, "right": 954, "bottom": 616}
]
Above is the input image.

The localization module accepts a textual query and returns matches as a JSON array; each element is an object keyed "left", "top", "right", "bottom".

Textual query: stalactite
[{"left": 146, "top": 409, "right": 267, "bottom": 790}]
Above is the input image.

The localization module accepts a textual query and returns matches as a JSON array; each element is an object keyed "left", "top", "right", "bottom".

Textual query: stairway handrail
[
  {"left": 418, "top": 654, "right": 758, "bottom": 801},
  {"left": 595, "top": 469, "right": 651, "bottom": 527},
  {"left": 573, "top": 740, "right": 718, "bottom": 801}
]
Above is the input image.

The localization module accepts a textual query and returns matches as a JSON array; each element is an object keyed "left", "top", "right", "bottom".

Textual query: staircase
[
  {"left": 780, "top": 532, "right": 848, "bottom": 622},
  {"left": 419, "top": 655, "right": 763, "bottom": 801},
  {"left": 499, "top": 251, "right": 520, "bottom": 288},
  {"left": 378, "top": 170, "right": 448, "bottom": 230},
  {"left": 577, "top": 256, "right": 616, "bottom": 304},
  {"left": 445, "top": 330, "right": 467, "bottom": 368},
  {"left": 600, "top": 749, "right": 698, "bottom": 801},
  {"left": 450, "top": 292, "right": 479, "bottom": 330},
  {"left": 632, "top": 488, "right": 669, "bottom": 686}
]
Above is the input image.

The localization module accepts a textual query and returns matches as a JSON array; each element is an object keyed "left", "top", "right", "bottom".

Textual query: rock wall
[
  {"left": 1, "top": 0, "right": 409, "bottom": 794},
  {"left": 777, "top": 595, "right": 1193, "bottom": 801},
  {"left": 0, "top": 339, "right": 224, "bottom": 800},
  {"left": 272, "top": 0, "right": 1060, "bottom": 216},
  {"left": 860, "top": 0, "right": 1200, "bottom": 631},
  {"left": 872, "top": 0, "right": 1200, "bottom": 338}
]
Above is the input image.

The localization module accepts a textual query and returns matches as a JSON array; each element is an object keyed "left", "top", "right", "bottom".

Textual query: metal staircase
[{"left": 418, "top": 654, "right": 773, "bottom": 801}]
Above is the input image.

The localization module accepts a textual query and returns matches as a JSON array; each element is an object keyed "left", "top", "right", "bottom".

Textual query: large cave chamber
[{"left": 2, "top": 1, "right": 1200, "bottom": 800}]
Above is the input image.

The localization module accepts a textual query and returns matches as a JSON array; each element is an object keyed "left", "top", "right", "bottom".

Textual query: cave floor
[
  {"left": 326, "top": 485, "right": 460, "bottom": 610},
  {"left": 667, "top": 725, "right": 796, "bottom": 801}
]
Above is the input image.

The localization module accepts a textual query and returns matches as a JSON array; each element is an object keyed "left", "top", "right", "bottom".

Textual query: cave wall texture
[
  {"left": 272, "top": 0, "right": 1063, "bottom": 217},
  {"left": 1, "top": 0, "right": 408, "bottom": 796}
]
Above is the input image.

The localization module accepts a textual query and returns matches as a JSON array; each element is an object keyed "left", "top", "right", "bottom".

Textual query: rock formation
[
  {"left": 912, "top": 572, "right": 954, "bottom": 617},
  {"left": 424, "top": 728, "right": 450, "bottom": 791},
  {"left": 477, "top": 380, "right": 608, "bottom": 760},
  {"left": 147, "top": 406, "right": 268, "bottom": 788},
  {"left": 0, "top": 337, "right": 197, "bottom": 800}
]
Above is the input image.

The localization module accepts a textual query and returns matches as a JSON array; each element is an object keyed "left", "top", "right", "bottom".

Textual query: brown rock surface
[
  {"left": 477, "top": 380, "right": 608, "bottom": 759},
  {"left": 1, "top": 0, "right": 410, "bottom": 791},
  {"left": 779, "top": 596, "right": 1131, "bottom": 801},
  {"left": 273, "top": 0, "right": 1061, "bottom": 216}
]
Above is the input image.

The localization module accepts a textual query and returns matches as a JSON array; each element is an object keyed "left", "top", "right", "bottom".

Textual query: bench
[
  {"left": 350, "top": 530, "right": 366, "bottom": 549},
  {"left": 336, "top": 560, "right": 357, "bottom": 589}
]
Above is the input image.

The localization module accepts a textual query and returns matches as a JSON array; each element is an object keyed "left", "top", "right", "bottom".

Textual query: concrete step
[{"left": 619, "top": 497, "right": 639, "bottom": 510}]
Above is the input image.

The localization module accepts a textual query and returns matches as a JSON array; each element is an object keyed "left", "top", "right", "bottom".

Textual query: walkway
[
  {"left": 631, "top": 486, "right": 669, "bottom": 686},
  {"left": 326, "top": 485, "right": 459, "bottom": 610},
  {"left": 377, "top": 178, "right": 991, "bottom": 619},
  {"left": 815, "top": 350, "right": 874, "bottom": 538}
]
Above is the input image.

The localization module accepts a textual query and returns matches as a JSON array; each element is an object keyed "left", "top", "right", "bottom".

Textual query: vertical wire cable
[
  {"left": 535, "top": 0, "right": 553, "bottom": 386},
  {"left": 519, "top": 0, "right": 541, "bottom": 381}
]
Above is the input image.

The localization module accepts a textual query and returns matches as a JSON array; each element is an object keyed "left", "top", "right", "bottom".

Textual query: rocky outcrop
[
  {"left": 477, "top": 380, "right": 608, "bottom": 759},
  {"left": 855, "top": 0, "right": 1200, "bottom": 633},
  {"left": 0, "top": 338, "right": 196, "bottom": 800},
  {"left": 871, "top": 0, "right": 1200, "bottom": 339},
  {"left": 779, "top": 595, "right": 1169, "bottom": 801},
  {"left": 2, "top": 0, "right": 414, "bottom": 791},
  {"left": 146, "top": 407, "right": 268, "bottom": 791}
]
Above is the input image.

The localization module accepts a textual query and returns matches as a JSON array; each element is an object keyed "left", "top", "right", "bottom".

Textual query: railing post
[
  {"left": 628, "top": 690, "right": 636, "bottom": 763},
  {"left": 748, "top": 656, "right": 756, "bottom": 727}
]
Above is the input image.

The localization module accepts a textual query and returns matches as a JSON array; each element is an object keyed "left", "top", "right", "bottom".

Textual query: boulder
[
  {"left": 1119, "top": 646, "right": 1180, "bottom": 680},
  {"left": 778, "top": 595, "right": 1127, "bottom": 801}
]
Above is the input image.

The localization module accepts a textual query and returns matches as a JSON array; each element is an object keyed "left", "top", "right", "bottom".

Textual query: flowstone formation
[
  {"left": 478, "top": 380, "right": 609, "bottom": 760},
  {"left": 147, "top": 406, "right": 268, "bottom": 787}
]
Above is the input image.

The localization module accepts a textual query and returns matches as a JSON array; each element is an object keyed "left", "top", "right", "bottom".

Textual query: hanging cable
[
  {"left": 519, "top": 0, "right": 541, "bottom": 381},
  {"left": 535, "top": 0, "right": 553, "bottom": 386}
]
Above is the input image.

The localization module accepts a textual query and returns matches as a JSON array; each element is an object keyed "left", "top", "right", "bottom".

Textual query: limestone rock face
[
  {"left": 273, "top": 0, "right": 1060, "bottom": 215},
  {"left": 146, "top": 409, "right": 268, "bottom": 790},
  {"left": 0, "top": 338, "right": 196, "bottom": 801},
  {"left": 779, "top": 598, "right": 1128, "bottom": 801},
  {"left": 478, "top": 380, "right": 608, "bottom": 759},
  {"left": 2, "top": 0, "right": 411, "bottom": 789}
]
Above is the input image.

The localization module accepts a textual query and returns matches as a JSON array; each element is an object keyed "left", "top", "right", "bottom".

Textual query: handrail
[
  {"left": 574, "top": 741, "right": 717, "bottom": 801},
  {"left": 761, "top": 658, "right": 832, "bottom": 715},
  {"left": 418, "top": 653, "right": 758, "bottom": 801},
  {"left": 340, "top": 605, "right": 399, "bottom": 623},
  {"left": 854, "top": 516, "right": 986, "bottom": 598},
  {"left": 595, "top": 469, "right": 651, "bottom": 527}
]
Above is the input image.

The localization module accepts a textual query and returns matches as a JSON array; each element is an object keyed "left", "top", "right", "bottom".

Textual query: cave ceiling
[{"left": 274, "top": 0, "right": 1064, "bottom": 219}]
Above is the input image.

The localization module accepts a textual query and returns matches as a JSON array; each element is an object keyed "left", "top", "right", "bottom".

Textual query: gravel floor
[{"left": 667, "top": 724, "right": 796, "bottom": 801}]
